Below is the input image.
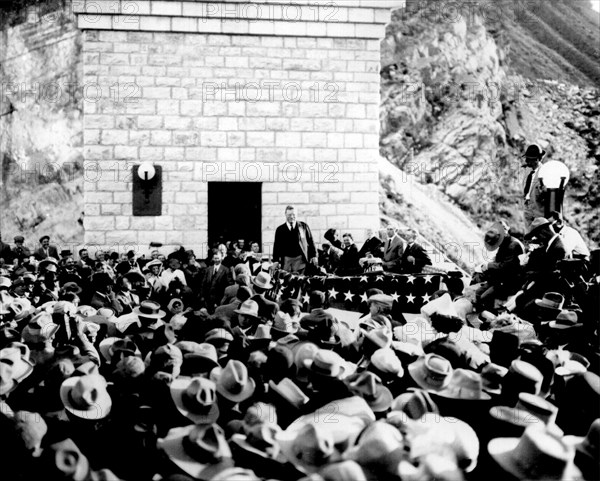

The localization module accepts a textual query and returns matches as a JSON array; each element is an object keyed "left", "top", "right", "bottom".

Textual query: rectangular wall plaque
[{"left": 132, "top": 164, "right": 162, "bottom": 216}]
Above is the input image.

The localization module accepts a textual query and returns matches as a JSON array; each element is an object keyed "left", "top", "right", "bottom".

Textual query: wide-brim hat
[
  {"left": 522, "top": 143, "right": 546, "bottom": 159},
  {"left": 548, "top": 310, "right": 579, "bottom": 329},
  {"left": 170, "top": 377, "right": 220, "bottom": 424},
  {"left": 534, "top": 292, "right": 565, "bottom": 317},
  {"left": 488, "top": 426, "right": 581, "bottom": 481},
  {"left": 215, "top": 360, "right": 256, "bottom": 403},
  {"left": 408, "top": 354, "right": 453, "bottom": 392},
  {"left": 526, "top": 217, "right": 551, "bottom": 238},
  {"left": 158, "top": 424, "right": 234, "bottom": 480},
  {"left": 234, "top": 299, "right": 260, "bottom": 318},
  {"left": 134, "top": 300, "right": 166, "bottom": 319},
  {"left": 345, "top": 371, "right": 394, "bottom": 413},
  {"left": 303, "top": 350, "right": 347, "bottom": 380},
  {"left": 484, "top": 222, "right": 506, "bottom": 251},
  {"left": 62, "top": 282, "right": 83, "bottom": 295},
  {"left": 145, "top": 259, "right": 163, "bottom": 269},
  {"left": 435, "top": 368, "right": 491, "bottom": 401},
  {"left": 59, "top": 374, "right": 112, "bottom": 420},
  {"left": 98, "top": 337, "right": 140, "bottom": 363},
  {"left": 230, "top": 424, "right": 282, "bottom": 461},
  {"left": 252, "top": 272, "right": 273, "bottom": 290},
  {"left": 269, "top": 378, "right": 309, "bottom": 411},
  {"left": 0, "top": 346, "right": 34, "bottom": 384}
]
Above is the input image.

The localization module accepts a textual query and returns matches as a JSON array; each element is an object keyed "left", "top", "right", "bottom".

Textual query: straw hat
[
  {"left": 59, "top": 374, "right": 112, "bottom": 420},
  {"left": 170, "top": 376, "right": 220, "bottom": 424}
]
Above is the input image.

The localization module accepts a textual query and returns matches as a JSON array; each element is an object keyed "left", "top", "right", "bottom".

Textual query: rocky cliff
[{"left": 379, "top": 1, "right": 599, "bottom": 269}]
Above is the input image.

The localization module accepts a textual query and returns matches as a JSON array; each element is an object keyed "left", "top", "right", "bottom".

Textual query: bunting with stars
[{"left": 271, "top": 271, "right": 445, "bottom": 314}]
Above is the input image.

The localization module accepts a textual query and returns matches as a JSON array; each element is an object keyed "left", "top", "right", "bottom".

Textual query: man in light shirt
[
  {"left": 160, "top": 256, "right": 187, "bottom": 288},
  {"left": 548, "top": 211, "right": 590, "bottom": 260}
]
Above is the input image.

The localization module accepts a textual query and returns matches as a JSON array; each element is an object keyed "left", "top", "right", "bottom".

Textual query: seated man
[
  {"left": 399, "top": 228, "right": 431, "bottom": 274},
  {"left": 335, "top": 233, "right": 361, "bottom": 276}
]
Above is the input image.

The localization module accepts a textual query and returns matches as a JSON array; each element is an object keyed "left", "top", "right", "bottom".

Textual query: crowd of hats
[{"left": 0, "top": 245, "right": 599, "bottom": 481}]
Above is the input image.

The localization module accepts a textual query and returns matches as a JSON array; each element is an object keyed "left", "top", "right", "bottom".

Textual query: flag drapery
[{"left": 270, "top": 271, "right": 446, "bottom": 314}]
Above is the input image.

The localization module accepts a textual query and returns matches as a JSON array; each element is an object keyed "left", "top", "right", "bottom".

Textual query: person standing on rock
[{"left": 522, "top": 143, "right": 546, "bottom": 227}]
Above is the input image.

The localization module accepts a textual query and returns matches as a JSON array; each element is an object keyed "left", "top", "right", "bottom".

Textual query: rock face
[
  {"left": 0, "top": 0, "right": 83, "bottom": 244},
  {"left": 380, "top": 5, "right": 599, "bottom": 248}
]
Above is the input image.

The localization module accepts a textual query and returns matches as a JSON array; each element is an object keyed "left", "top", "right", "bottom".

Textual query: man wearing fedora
[
  {"left": 201, "top": 251, "right": 233, "bottom": 313},
  {"left": 522, "top": 143, "right": 546, "bottom": 227},
  {"left": 251, "top": 272, "right": 279, "bottom": 323},
  {"left": 476, "top": 221, "right": 524, "bottom": 311},
  {"left": 272, "top": 205, "right": 317, "bottom": 275},
  {"left": 34, "top": 236, "right": 59, "bottom": 261}
]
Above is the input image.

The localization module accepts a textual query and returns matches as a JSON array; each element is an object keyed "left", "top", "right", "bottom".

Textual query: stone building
[{"left": 74, "top": 0, "right": 394, "bottom": 258}]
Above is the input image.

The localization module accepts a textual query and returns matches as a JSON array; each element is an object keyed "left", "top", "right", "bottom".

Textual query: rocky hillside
[
  {"left": 0, "top": 0, "right": 84, "bottom": 245},
  {"left": 380, "top": 1, "right": 599, "bottom": 260}
]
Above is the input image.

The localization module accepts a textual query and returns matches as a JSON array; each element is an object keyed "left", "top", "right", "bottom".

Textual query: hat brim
[
  {"left": 434, "top": 386, "right": 491, "bottom": 401},
  {"left": 59, "top": 376, "right": 112, "bottom": 420},
  {"left": 252, "top": 280, "right": 273, "bottom": 290},
  {"left": 269, "top": 379, "right": 309, "bottom": 411},
  {"left": 233, "top": 309, "right": 259, "bottom": 318},
  {"left": 133, "top": 307, "right": 166, "bottom": 319},
  {"left": 302, "top": 358, "right": 346, "bottom": 379},
  {"left": 170, "top": 378, "right": 220, "bottom": 424},
  {"left": 533, "top": 300, "right": 562, "bottom": 316},
  {"left": 547, "top": 321, "right": 580, "bottom": 330},
  {"left": 216, "top": 377, "right": 256, "bottom": 403},
  {"left": 230, "top": 434, "right": 278, "bottom": 461},
  {"left": 158, "top": 426, "right": 234, "bottom": 480},
  {"left": 407, "top": 360, "right": 451, "bottom": 392}
]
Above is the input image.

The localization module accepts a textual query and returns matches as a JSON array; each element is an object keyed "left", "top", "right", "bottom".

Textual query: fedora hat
[
  {"left": 158, "top": 424, "right": 234, "bottom": 480},
  {"left": 272, "top": 311, "right": 299, "bottom": 336},
  {"left": 370, "top": 348, "right": 404, "bottom": 378},
  {"left": 0, "top": 276, "right": 11, "bottom": 289},
  {"left": 145, "top": 259, "right": 163, "bottom": 270},
  {"left": 269, "top": 377, "right": 309, "bottom": 411},
  {"left": 343, "top": 421, "right": 404, "bottom": 471},
  {"left": 502, "top": 360, "right": 544, "bottom": 398},
  {"left": 215, "top": 360, "right": 255, "bottom": 403},
  {"left": 294, "top": 342, "right": 320, "bottom": 383},
  {"left": 481, "top": 363, "right": 508, "bottom": 395},
  {"left": 21, "top": 312, "right": 59, "bottom": 344},
  {"left": 345, "top": 371, "right": 393, "bottom": 413},
  {"left": 435, "top": 369, "right": 491, "bottom": 401},
  {"left": 277, "top": 422, "right": 336, "bottom": 474},
  {"left": 488, "top": 425, "right": 581, "bottom": 480},
  {"left": 205, "top": 328, "right": 234, "bottom": 345},
  {"left": 253, "top": 272, "right": 273, "bottom": 290},
  {"left": 98, "top": 337, "right": 139, "bottom": 364},
  {"left": 407, "top": 413, "right": 480, "bottom": 474},
  {"left": 390, "top": 388, "right": 440, "bottom": 420},
  {"left": 234, "top": 300, "right": 260, "bottom": 318},
  {"left": 303, "top": 349, "right": 347, "bottom": 379},
  {"left": 408, "top": 354, "right": 453, "bottom": 392},
  {"left": 76, "top": 305, "right": 97, "bottom": 318},
  {"left": 10, "top": 298, "right": 34, "bottom": 321},
  {"left": 526, "top": 217, "right": 552, "bottom": 238},
  {"left": 60, "top": 374, "right": 112, "bottom": 420},
  {"left": 134, "top": 300, "right": 166, "bottom": 319},
  {"left": 241, "top": 402, "right": 279, "bottom": 432},
  {"left": 420, "top": 293, "right": 458, "bottom": 320},
  {"left": 40, "top": 438, "right": 93, "bottom": 480},
  {"left": 177, "top": 342, "right": 219, "bottom": 375},
  {"left": 0, "top": 346, "right": 34, "bottom": 384},
  {"left": 230, "top": 423, "right": 282, "bottom": 460},
  {"left": 170, "top": 376, "right": 220, "bottom": 424},
  {"left": 363, "top": 327, "right": 393, "bottom": 350},
  {"left": 61, "top": 281, "right": 82, "bottom": 294},
  {"left": 247, "top": 324, "right": 272, "bottom": 350},
  {"left": 484, "top": 222, "right": 506, "bottom": 251},
  {"left": 535, "top": 292, "right": 565, "bottom": 314},
  {"left": 548, "top": 310, "right": 579, "bottom": 329}
]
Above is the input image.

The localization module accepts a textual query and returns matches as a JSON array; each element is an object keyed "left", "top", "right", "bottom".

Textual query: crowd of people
[{"left": 0, "top": 203, "right": 598, "bottom": 481}]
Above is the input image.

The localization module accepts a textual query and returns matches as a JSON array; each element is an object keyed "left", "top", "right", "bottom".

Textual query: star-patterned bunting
[{"left": 271, "top": 272, "right": 445, "bottom": 314}]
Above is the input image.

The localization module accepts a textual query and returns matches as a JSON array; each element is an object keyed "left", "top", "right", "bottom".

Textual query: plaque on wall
[{"left": 132, "top": 164, "right": 162, "bottom": 216}]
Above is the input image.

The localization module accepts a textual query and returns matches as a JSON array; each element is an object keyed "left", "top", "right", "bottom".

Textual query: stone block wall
[{"left": 75, "top": 1, "right": 394, "bottom": 257}]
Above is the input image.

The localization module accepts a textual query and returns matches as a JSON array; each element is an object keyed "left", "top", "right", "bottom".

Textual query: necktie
[{"left": 524, "top": 170, "right": 534, "bottom": 198}]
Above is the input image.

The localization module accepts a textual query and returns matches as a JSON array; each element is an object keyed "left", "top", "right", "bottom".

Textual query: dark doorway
[{"left": 208, "top": 182, "right": 262, "bottom": 248}]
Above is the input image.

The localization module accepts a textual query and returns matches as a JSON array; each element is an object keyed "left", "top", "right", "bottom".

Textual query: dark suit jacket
[
  {"left": 485, "top": 236, "right": 524, "bottom": 286},
  {"left": 358, "top": 236, "right": 384, "bottom": 258},
  {"left": 11, "top": 246, "right": 32, "bottom": 262},
  {"left": 272, "top": 221, "right": 317, "bottom": 264},
  {"left": 382, "top": 235, "right": 404, "bottom": 270},
  {"left": 336, "top": 244, "right": 361, "bottom": 276},
  {"left": 0, "top": 241, "right": 13, "bottom": 263},
  {"left": 400, "top": 242, "right": 432, "bottom": 273},
  {"left": 34, "top": 245, "right": 59, "bottom": 260},
  {"left": 201, "top": 264, "right": 233, "bottom": 312}
]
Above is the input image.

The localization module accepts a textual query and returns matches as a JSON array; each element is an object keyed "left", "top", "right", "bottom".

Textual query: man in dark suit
[
  {"left": 336, "top": 233, "right": 361, "bottom": 276},
  {"left": 382, "top": 224, "right": 404, "bottom": 272},
  {"left": 0, "top": 233, "right": 12, "bottom": 264},
  {"left": 201, "top": 251, "right": 233, "bottom": 313},
  {"left": 34, "top": 235, "right": 60, "bottom": 260},
  {"left": 358, "top": 228, "right": 384, "bottom": 259},
  {"left": 272, "top": 205, "right": 317, "bottom": 274},
  {"left": 12, "top": 236, "right": 31, "bottom": 263},
  {"left": 400, "top": 228, "right": 431, "bottom": 274}
]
